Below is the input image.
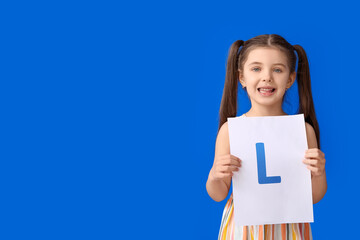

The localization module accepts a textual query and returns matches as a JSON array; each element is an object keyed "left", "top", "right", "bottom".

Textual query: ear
[
  {"left": 286, "top": 71, "right": 296, "bottom": 89},
  {"left": 238, "top": 70, "right": 246, "bottom": 88}
]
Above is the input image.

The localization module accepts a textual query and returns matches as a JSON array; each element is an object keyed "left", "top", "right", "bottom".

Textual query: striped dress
[{"left": 218, "top": 193, "right": 313, "bottom": 240}]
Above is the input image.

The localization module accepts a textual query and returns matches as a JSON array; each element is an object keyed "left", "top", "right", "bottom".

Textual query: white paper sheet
[{"left": 228, "top": 114, "right": 313, "bottom": 226}]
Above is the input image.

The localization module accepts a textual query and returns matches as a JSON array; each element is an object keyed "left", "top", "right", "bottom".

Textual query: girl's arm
[
  {"left": 206, "top": 122, "right": 232, "bottom": 202},
  {"left": 304, "top": 122, "right": 328, "bottom": 204}
]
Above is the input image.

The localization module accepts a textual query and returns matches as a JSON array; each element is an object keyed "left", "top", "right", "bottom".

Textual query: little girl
[{"left": 206, "top": 34, "right": 327, "bottom": 240}]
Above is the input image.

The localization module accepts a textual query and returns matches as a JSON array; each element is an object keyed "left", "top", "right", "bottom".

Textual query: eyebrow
[{"left": 248, "top": 62, "right": 287, "bottom": 67}]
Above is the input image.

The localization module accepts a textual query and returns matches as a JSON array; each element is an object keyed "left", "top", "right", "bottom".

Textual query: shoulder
[
  {"left": 218, "top": 121, "right": 229, "bottom": 135},
  {"left": 305, "top": 122, "right": 318, "bottom": 148},
  {"left": 215, "top": 122, "right": 230, "bottom": 152}
]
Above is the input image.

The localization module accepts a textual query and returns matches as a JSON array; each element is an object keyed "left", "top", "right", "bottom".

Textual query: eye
[
  {"left": 274, "top": 68, "right": 282, "bottom": 73},
  {"left": 252, "top": 67, "right": 261, "bottom": 72}
]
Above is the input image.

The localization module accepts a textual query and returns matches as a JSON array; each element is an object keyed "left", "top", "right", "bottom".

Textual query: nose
[{"left": 261, "top": 70, "right": 273, "bottom": 82}]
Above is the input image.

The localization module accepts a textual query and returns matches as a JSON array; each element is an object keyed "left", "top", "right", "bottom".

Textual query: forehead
[{"left": 245, "top": 47, "right": 287, "bottom": 65}]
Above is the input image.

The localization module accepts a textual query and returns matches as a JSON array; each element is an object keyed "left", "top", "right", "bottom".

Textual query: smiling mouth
[{"left": 257, "top": 88, "right": 276, "bottom": 93}]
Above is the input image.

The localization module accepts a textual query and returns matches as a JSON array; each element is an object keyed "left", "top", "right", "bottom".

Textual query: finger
[
  {"left": 221, "top": 157, "right": 241, "bottom": 167},
  {"left": 226, "top": 165, "right": 240, "bottom": 172},
  {"left": 304, "top": 152, "right": 323, "bottom": 159},
  {"left": 303, "top": 156, "right": 325, "bottom": 166},
  {"left": 230, "top": 155, "right": 241, "bottom": 164},
  {"left": 305, "top": 149, "right": 325, "bottom": 158},
  {"left": 306, "top": 165, "right": 320, "bottom": 173},
  {"left": 306, "top": 165, "right": 325, "bottom": 176},
  {"left": 302, "top": 158, "right": 318, "bottom": 166},
  {"left": 220, "top": 165, "right": 239, "bottom": 173},
  {"left": 305, "top": 148, "right": 322, "bottom": 153},
  {"left": 227, "top": 158, "right": 241, "bottom": 167}
]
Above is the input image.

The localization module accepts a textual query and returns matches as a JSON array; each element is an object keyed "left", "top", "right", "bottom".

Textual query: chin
[{"left": 252, "top": 98, "right": 282, "bottom": 106}]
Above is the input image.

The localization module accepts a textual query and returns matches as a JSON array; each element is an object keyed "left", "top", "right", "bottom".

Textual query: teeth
[{"left": 259, "top": 88, "right": 273, "bottom": 92}]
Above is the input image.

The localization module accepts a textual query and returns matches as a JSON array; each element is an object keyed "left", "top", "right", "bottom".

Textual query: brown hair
[{"left": 218, "top": 34, "right": 321, "bottom": 148}]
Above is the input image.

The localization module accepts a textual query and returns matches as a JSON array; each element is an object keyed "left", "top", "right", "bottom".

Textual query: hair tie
[{"left": 237, "top": 40, "right": 245, "bottom": 55}]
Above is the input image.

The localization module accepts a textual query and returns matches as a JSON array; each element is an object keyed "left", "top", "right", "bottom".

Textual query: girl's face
[{"left": 238, "top": 47, "right": 296, "bottom": 108}]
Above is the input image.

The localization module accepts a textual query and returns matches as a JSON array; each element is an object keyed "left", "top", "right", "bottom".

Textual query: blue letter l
[{"left": 256, "top": 143, "right": 281, "bottom": 184}]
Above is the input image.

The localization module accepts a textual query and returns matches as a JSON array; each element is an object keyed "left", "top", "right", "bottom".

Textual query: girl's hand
[
  {"left": 302, "top": 148, "right": 326, "bottom": 177},
  {"left": 210, "top": 154, "right": 241, "bottom": 181}
]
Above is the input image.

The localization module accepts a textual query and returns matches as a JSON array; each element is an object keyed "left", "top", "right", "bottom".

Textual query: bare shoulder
[
  {"left": 216, "top": 122, "right": 230, "bottom": 151},
  {"left": 218, "top": 121, "right": 229, "bottom": 137},
  {"left": 305, "top": 122, "right": 318, "bottom": 148}
]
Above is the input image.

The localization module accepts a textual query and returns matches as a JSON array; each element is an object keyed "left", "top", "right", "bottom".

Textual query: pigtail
[
  {"left": 218, "top": 40, "right": 244, "bottom": 133},
  {"left": 293, "top": 45, "right": 321, "bottom": 148}
]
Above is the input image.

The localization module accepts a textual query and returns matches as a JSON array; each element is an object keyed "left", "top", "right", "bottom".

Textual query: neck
[{"left": 245, "top": 106, "right": 287, "bottom": 117}]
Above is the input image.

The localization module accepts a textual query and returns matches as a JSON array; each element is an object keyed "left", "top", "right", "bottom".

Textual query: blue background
[{"left": 1, "top": 0, "right": 358, "bottom": 239}]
